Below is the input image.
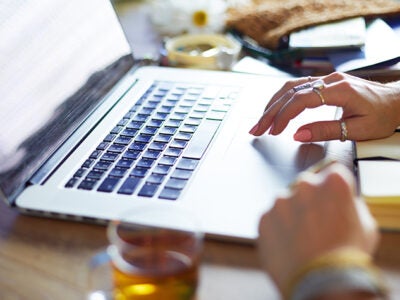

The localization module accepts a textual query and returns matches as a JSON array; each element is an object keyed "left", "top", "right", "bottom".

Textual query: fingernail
[
  {"left": 249, "top": 123, "right": 259, "bottom": 135},
  {"left": 294, "top": 129, "right": 312, "bottom": 142}
]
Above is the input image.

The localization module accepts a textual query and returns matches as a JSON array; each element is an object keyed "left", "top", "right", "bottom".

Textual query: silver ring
[
  {"left": 293, "top": 82, "right": 312, "bottom": 92},
  {"left": 312, "top": 79, "right": 326, "bottom": 105},
  {"left": 340, "top": 120, "right": 348, "bottom": 142}
]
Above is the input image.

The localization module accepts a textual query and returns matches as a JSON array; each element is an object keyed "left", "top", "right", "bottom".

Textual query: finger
[
  {"left": 293, "top": 113, "right": 384, "bottom": 142},
  {"left": 264, "top": 76, "right": 314, "bottom": 112},
  {"left": 269, "top": 88, "right": 329, "bottom": 135},
  {"left": 354, "top": 198, "right": 379, "bottom": 253},
  {"left": 250, "top": 95, "right": 292, "bottom": 136},
  {"left": 252, "top": 89, "right": 320, "bottom": 136},
  {"left": 270, "top": 80, "right": 355, "bottom": 136},
  {"left": 319, "top": 162, "right": 356, "bottom": 194},
  {"left": 293, "top": 120, "right": 344, "bottom": 142},
  {"left": 265, "top": 72, "right": 345, "bottom": 114},
  {"left": 250, "top": 75, "right": 348, "bottom": 136}
]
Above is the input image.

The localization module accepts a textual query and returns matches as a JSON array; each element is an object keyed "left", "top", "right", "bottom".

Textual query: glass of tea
[{"left": 88, "top": 203, "right": 203, "bottom": 300}]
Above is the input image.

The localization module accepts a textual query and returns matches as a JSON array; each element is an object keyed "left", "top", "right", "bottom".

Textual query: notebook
[
  {"left": 0, "top": 0, "right": 336, "bottom": 243},
  {"left": 354, "top": 132, "right": 400, "bottom": 230}
]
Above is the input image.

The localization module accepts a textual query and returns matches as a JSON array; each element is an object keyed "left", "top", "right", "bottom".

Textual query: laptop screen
[{"left": 0, "top": 0, "right": 135, "bottom": 203}]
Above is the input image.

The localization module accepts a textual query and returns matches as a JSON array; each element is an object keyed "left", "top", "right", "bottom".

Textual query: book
[
  {"left": 354, "top": 132, "right": 400, "bottom": 230},
  {"left": 289, "top": 17, "right": 366, "bottom": 51}
]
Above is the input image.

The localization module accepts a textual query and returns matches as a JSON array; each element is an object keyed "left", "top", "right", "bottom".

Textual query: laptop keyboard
[{"left": 65, "top": 80, "right": 239, "bottom": 200}]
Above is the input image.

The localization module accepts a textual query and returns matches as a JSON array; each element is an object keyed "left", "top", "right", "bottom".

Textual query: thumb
[{"left": 293, "top": 120, "right": 345, "bottom": 142}]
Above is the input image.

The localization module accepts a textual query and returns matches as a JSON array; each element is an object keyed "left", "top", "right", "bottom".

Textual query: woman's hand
[
  {"left": 257, "top": 162, "right": 379, "bottom": 293},
  {"left": 249, "top": 72, "right": 400, "bottom": 142}
]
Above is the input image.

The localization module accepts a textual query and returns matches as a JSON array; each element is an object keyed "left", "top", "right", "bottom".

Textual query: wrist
[
  {"left": 384, "top": 81, "right": 400, "bottom": 127},
  {"left": 284, "top": 247, "right": 388, "bottom": 300}
]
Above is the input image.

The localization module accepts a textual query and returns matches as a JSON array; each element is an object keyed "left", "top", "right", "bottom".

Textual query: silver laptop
[{"left": 0, "top": 0, "right": 335, "bottom": 243}]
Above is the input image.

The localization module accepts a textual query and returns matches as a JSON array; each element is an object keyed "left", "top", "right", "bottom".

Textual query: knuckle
[{"left": 328, "top": 71, "right": 346, "bottom": 81}]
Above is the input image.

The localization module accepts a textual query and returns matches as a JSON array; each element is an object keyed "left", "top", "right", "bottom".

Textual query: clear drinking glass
[{"left": 88, "top": 203, "right": 203, "bottom": 300}]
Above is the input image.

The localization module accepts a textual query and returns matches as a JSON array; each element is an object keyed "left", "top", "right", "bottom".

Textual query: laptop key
[
  {"left": 147, "top": 174, "right": 165, "bottom": 184},
  {"left": 98, "top": 177, "right": 120, "bottom": 193},
  {"left": 164, "top": 147, "right": 182, "bottom": 157},
  {"left": 121, "top": 128, "right": 138, "bottom": 137},
  {"left": 96, "top": 142, "right": 109, "bottom": 151},
  {"left": 152, "top": 164, "right": 171, "bottom": 175},
  {"left": 114, "top": 136, "right": 132, "bottom": 145},
  {"left": 148, "top": 142, "right": 167, "bottom": 151},
  {"left": 94, "top": 161, "right": 112, "bottom": 170},
  {"left": 109, "top": 168, "right": 127, "bottom": 178},
  {"left": 86, "top": 170, "right": 105, "bottom": 180},
  {"left": 143, "top": 149, "right": 161, "bottom": 159},
  {"left": 159, "top": 187, "right": 181, "bottom": 200},
  {"left": 141, "top": 126, "right": 158, "bottom": 135},
  {"left": 207, "top": 111, "right": 226, "bottom": 121},
  {"left": 108, "top": 144, "right": 126, "bottom": 153},
  {"left": 138, "top": 183, "right": 159, "bottom": 197},
  {"left": 118, "top": 177, "right": 142, "bottom": 195},
  {"left": 130, "top": 167, "right": 148, "bottom": 178},
  {"left": 171, "top": 169, "right": 192, "bottom": 180},
  {"left": 123, "top": 150, "right": 141, "bottom": 160},
  {"left": 116, "top": 159, "right": 134, "bottom": 169},
  {"left": 90, "top": 150, "right": 103, "bottom": 159},
  {"left": 104, "top": 133, "right": 117, "bottom": 143},
  {"left": 82, "top": 159, "right": 95, "bottom": 168},
  {"left": 65, "top": 177, "right": 79, "bottom": 188},
  {"left": 136, "top": 158, "right": 155, "bottom": 169},
  {"left": 176, "top": 158, "right": 199, "bottom": 170},
  {"left": 127, "top": 121, "right": 144, "bottom": 130},
  {"left": 129, "top": 142, "right": 147, "bottom": 151},
  {"left": 170, "top": 140, "right": 187, "bottom": 149},
  {"left": 165, "top": 178, "right": 188, "bottom": 190},
  {"left": 159, "top": 156, "right": 177, "bottom": 166},
  {"left": 135, "top": 134, "right": 152, "bottom": 143},
  {"left": 73, "top": 168, "right": 86, "bottom": 178},
  {"left": 101, "top": 152, "right": 119, "bottom": 161},
  {"left": 182, "top": 119, "right": 220, "bottom": 159},
  {"left": 78, "top": 179, "right": 97, "bottom": 190},
  {"left": 111, "top": 126, "right": 123, "bottom": 134}
]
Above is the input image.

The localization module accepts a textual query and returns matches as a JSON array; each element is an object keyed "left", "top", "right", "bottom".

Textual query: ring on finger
[
  {"left": 312, "top": 79, "right": 326, "bottom": 105},
  {"left": 292, "top": 76, "right": 313, "bottom": 92},
  {"left": 340, "top": 120, "right": 348, "bottom": 142},
  {"left": 292, "top": 82, "right": 312, "bottom": 92}
]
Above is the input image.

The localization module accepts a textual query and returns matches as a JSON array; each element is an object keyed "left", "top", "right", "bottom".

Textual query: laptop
[{"left": 0, "top": 0, "right": 335, "bottom": 243}]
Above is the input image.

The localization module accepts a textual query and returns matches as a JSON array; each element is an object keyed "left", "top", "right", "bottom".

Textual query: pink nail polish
[
  {"left": 294, "top": 129, "right": 312, "bottom": 142},
  {"left": 249, "top": 123, "right": 259, "bottom": 135}
]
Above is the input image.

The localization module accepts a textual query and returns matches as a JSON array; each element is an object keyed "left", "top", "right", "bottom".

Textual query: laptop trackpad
[{"left": 221, "top": 117, "right": 325, "bottom": 185}]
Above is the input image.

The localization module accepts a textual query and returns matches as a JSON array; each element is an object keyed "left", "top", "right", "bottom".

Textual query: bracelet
[{"left": 285, "top": 248, "right": 388, "bottom": 300}]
